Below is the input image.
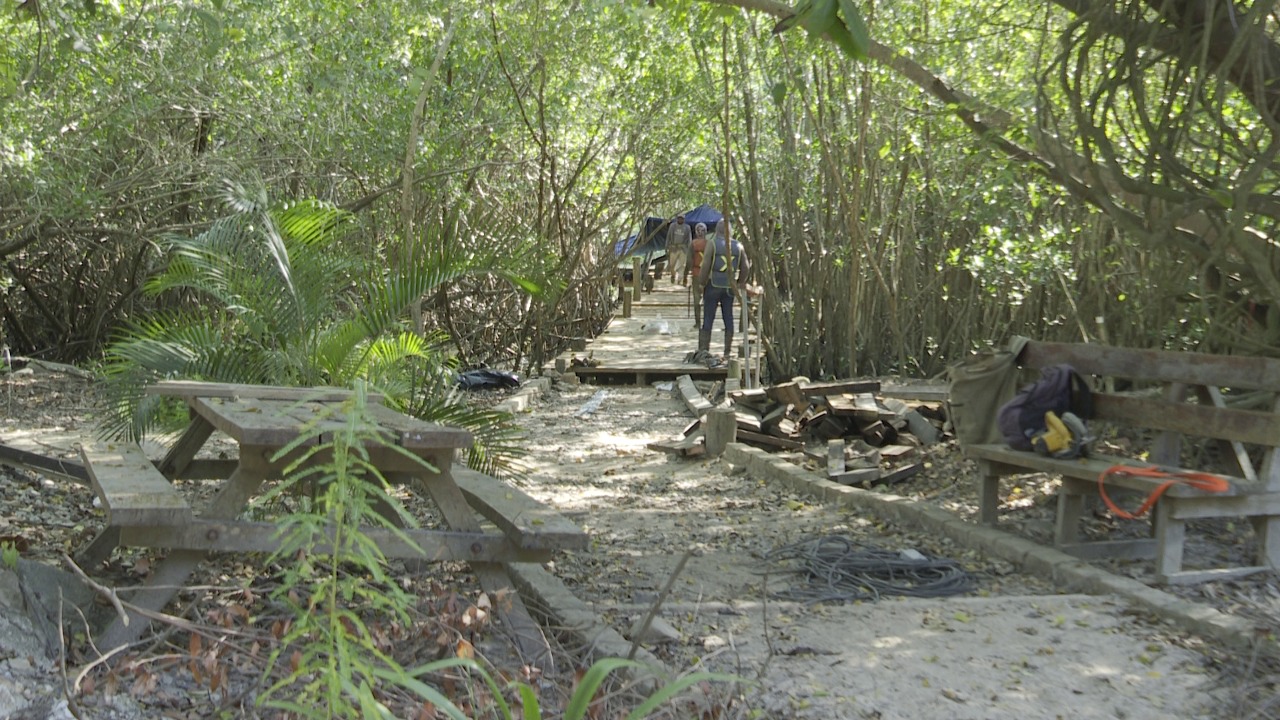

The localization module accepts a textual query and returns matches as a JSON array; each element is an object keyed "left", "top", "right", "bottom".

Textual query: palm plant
[{"left": 101, "top": 180, "right": 530, "bottom": 476}]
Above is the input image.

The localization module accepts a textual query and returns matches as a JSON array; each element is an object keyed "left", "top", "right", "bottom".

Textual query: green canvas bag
[{"left": 946, "top": 336, "right": 1030, "bottom": 446}]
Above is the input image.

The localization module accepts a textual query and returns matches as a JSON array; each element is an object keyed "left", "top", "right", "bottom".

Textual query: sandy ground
[{"left": 507, "top": 382, "right": 1230, "bottom": 719}]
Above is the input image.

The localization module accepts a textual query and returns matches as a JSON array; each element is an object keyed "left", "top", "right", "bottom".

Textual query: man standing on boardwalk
[
  {"left": 697, "top": 218, "right": 749, "bottom": 360},
  {"left": 687, "top": 222, "right": 709, "bottom": 328},
  {"left": 666, "top": 214, "right": 691, "bottom": 284}
]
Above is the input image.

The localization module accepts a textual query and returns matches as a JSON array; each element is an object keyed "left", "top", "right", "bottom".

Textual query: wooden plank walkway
[{"left": 547, "top": 280, "right": 761, "bottom": 385}]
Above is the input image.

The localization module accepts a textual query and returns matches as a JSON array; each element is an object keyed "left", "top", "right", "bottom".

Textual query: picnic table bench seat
[
  {"left": 453, "top": 467, "right": 589, "bottom": 552},
  {"left": 73, "top": 381, "right": 587, "bottom": 660},
  {"left": 81, "top": 441, "right": 192, "bottom": 528},
  {"left": 962, "top": 340, "right": 1280, "bottom": 585}
]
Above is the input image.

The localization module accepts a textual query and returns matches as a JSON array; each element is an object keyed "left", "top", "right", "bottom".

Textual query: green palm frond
[
  {"left": 102, "top": 183, "right": 533, "bottom": 481},
  {"left": 357, "top": 263, "right": 474, "bottom": 338},
  {"left": 409, "top": 391, "right": 526, "bottom": 479},
  {"left": 276, "top": 199, "right": 356, "bottom": 246}
]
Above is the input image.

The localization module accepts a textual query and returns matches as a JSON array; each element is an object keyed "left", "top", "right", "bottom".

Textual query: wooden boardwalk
[{"left": 548, "top": 279, "right": 761, "bottom": 385}]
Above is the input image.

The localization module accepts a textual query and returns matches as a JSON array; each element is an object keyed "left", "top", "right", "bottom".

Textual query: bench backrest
[{"left": 1016, "top": 341, "right": 1280, "bottom": 486}]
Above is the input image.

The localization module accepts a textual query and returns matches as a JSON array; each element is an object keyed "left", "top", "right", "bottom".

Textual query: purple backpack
[{"left": 997, "top": 364, "right": 1093, "bottom": 451}]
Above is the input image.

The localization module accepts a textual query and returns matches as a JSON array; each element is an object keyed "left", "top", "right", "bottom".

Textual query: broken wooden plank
[
  {"left": 852, "top": 393, "right": 880, "bottom": 423},
  {"left": 798, "top": 379, "right": 882, "bottom": 396},
  {"left": 829, "top": 467, "right": 882, "bottom": 486},
  {"left": 760, "top": 404, "right": 789, "bottom": 431},
  {"left": 769, "top": 417, "right": 800, "bottom": 439},
  {"left": 879, "top": 444, "right": 917, "bottom": 460},
  {"left": 677, "top": 374, "right": 714, "bottom": 417},
  {"left": 904, "top": 410, "right": 941, "bottom": 445},
  {"left": 827, "top": 439, "right": 846, "bottom": 476},
  {"left": 737, "top": 430, "right": 804, "bottom": 451},
  {"left": 647, "top": 432, "right": 706, "bottom": 457},
  {"left": 875, "top": 462, "right": 924, "bottom": 486},
  {"left": 766, "top": 381, "right": 806, "bottom": 408},
  {"left": 860, "top": 420, "right": 895, "bottom": 446},
  {"left": 735, "top": 408, "right": 764, "bottom": 433},
  {"left": 812, "top": 415, "right": 850, "bottom": 440},
  {"left": 727, "top": 387, "right": 770, "bottom": 410}
]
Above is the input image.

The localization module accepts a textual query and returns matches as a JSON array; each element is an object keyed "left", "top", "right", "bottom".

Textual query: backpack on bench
[{"left": 997, "top": 364, "right": 1094, "bottom": 456}]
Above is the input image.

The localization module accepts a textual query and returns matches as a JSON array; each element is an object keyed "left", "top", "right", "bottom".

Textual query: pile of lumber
[{"left": 649, "top": 376, "right": 948, "bottom": 488}]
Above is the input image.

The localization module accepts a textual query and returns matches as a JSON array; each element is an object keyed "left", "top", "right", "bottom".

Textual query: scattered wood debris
[{"left": 653, "top": 376, "right": 949, "bottom": 489}]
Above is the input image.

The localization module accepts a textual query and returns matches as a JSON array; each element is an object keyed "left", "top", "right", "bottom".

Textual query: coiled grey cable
[{"left": 762, "top": 535, "right": 977, "bottom": 604}]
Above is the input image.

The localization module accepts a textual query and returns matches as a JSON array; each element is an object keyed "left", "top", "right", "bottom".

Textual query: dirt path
[{"left": 508, "top": 383, "right": 1230, "bottom": 719}]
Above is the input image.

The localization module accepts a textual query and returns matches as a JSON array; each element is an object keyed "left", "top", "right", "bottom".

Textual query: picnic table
[{"left": 79, "top": 381, "right": 585, "bottom": 664}]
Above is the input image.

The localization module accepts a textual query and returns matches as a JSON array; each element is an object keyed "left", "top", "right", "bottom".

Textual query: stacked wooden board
[{"left": 649, "top": 376, "right": 948, "bottom": 488}]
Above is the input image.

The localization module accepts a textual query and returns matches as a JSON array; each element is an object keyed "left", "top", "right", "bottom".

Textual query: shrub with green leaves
[{"left": 101, "top": 180, "right": 528, "bottom": 476}]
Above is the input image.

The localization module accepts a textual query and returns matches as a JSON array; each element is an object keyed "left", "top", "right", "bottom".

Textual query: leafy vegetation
[
  {"left": 8, "top": 0, "right": 1272, "bottom": 380},
  {"left": 99, "top": 180, "right": 525, "bottom": 475}
]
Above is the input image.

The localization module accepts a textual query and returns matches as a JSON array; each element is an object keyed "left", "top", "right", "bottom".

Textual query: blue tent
[
  {"left": 614, "top": 217, "right": 668, "bottom": 258},
  {"left": 681, "top": 204, "right": 723, "bottom": 234}
]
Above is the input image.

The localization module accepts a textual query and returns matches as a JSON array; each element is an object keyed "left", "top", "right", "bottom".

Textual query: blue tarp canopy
[
  {"left": 614, "top": 216, "right": 668, "bottom": 258},
  {"left": 681, "top": 204, "right": 723, "bottom": 234},
  {"left": 612, "top": 206, "right": 722, "bottom": 263}
]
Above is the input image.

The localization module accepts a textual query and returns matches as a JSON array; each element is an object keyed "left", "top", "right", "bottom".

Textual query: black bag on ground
[
  {"left": 996, "top": 364, "right": 1093, "bottom": 451},
  {"left": 455, "top": 369, "right": 521, "bottom": 390}
]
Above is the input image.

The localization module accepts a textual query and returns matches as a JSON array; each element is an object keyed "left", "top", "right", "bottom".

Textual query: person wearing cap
[
  {"left": 687, "top": 222, "right": 709, "bottom": 327},
  {"left": 666, "top": 214, "right": 691, "bottom": 284},
  {"left": 697, "top": 218, "right": 749, "bottom": 360}
]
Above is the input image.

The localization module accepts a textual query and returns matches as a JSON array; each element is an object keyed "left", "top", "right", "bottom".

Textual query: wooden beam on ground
[
  {"left": 830, "top": 467, "right": 882, "bottom": 486},
  {"left": 705, "top": 408, "right": 738, "bottom": 456},
  {"left": 876, "top": 462, "right": 924, "bottom": 486},
  {"left": 766, "top": 382, "right": 806, "bottom": 407},
  {"left": 647, "top": 432, "right": 706, "bottom": 458},
  {"left": 677, "top": 374, "right": 714, "bottom": 417},
  {"left": 737, "top": 430, "right": 803, "bottom": 451},
  {"left": 799, "top": 379, "right": 882, "bottom": 396},
  {"left": 827, "top": 439, "right": 845, "bottom": 476},
  {"left": 0, "top": 442, "right": 89, "bottom": 485}
]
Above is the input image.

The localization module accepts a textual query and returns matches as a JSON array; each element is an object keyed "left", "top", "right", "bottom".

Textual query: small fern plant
[
  {"left": 256, "top": 381, "right": 429, "bottom": 718},
  {"left": 255, "top": 383, "right": 740, "bottom": 718}
]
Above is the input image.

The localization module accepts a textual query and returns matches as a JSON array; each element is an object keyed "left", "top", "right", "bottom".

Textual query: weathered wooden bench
[
  {"left": 453, "top": 467, "right": 589, "bottom": 553},
  {"left": 963, "top": 340, "right": 1280, "bottom": 585},
  {"left": 81, "top": 441, "right": 192, "bottom": 530},
  {"left": 80, "top": 443, "right": 587, "bottom": 564}
]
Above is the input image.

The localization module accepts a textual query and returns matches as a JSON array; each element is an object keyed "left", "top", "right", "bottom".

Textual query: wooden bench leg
[
  {"left": 976, "top": 461, "right": 1001, "bottom": 525},
  {"left": 1055, "top": 479, "right": 1086, "bottom": 546},
  {"left": 97, "top": 458, "right": 269, "bottom": 652},
  {"left": 1250, "top": 516, "right": 1280, "bottom": 571},
  {"left": 408, "top": 462, "right": 554, "bottom": 672},
  {"left": 75, "top": 526, "right": 121, "bottom": 569},
  {"left": 156, "top": 415, "right": 215, "bottom": 478},
  {"left": 1153, "top": 500, "right": 1185, "bottom": 584}
]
